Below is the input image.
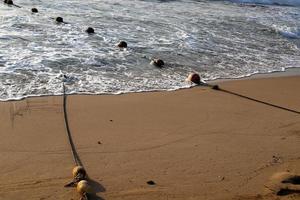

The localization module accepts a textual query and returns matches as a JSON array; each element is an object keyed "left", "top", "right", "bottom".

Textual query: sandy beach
[{"left": 0, "top": 75, "right": 300, "bottom": 200}]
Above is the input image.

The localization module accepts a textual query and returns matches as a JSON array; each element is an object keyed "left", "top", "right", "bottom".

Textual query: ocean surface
[{"left": 0, "top": 0, "right": 300, "bottom": 100}]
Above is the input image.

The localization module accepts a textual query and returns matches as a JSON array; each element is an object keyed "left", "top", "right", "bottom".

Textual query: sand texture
[{"left": 0, "top": 76, "right": 300, "bottom": 200}]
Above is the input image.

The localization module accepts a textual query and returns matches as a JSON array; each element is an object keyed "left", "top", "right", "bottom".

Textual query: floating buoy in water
[
  {"left": 117, "top": 41, "right": 127, "bottom": 48},
  {"left": 186, "top": 73, "right": 201, "bottom": 84},
  {"left": 4, "top": 0, "right": 13, "bottom": 5},
  {"left": 72, "top": 166, "right": 86, "bottom": 179},
  {"left": 86, "top": 27, "right": 95, "bottom": 34},
  {"left": 150, "top": 59, "right": 164, "bottom": 68},
  {"left": 77, "top": 180, "right": 93, "bottom": 195},
  {"left": 56, "top": 17, "right": 64, "bottom": 23},
  {"left": 31, "top": 8, "right": 38, "bottom": 13}
]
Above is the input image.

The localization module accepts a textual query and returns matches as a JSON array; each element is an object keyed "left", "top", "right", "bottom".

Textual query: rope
[
  {"left": 4, "top": 2, "right": 94, "bottom": 199},
  {"left": 12, "top": 4, "right": 21, "bottom": 8},
  {"left": 62, "top": 82, "right": 83, "bottom": 166},
  {"left": 210, "top": 84, "right": 300, "bottom": 115},
  {"left": 63, "top": 82, "right": 91, "bottom": 200}
]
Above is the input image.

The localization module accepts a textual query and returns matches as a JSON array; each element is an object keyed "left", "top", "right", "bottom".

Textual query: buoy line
[
  {"left": 2, "top": 0, "right": 96, "bottom": 35},
  {"left": 186, "top": 73, "right": 300, "bottom": 115},
  {"left": 1, "top": 0, "right": 165, "bottom": 65},
  {"left": 62, "top": 82, "right": 93, "bottom": 200},
  {"left": 209, "top": 84, "right": 300, "bottom": 115},
  {"left": 62, "top": 82, "right": 82, "bottom": 166},
  {"left": 3, "top": 0, "right": 21, "bottom": 8}
]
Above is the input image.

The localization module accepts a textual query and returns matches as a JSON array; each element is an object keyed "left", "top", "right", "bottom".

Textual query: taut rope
[
  {"left": 210, "top": 84, "right": 300, "bottom": 115},
  {"left": 62, "top": 83, "right": 83, "bottom": 166}
]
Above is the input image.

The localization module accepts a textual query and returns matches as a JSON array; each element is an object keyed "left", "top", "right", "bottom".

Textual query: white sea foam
[
  {"left": 0, "top": 0, "right": 300, "bottom": 101},
  {"left": 272, "top": 25, "right": 300, "bottom": 39}
]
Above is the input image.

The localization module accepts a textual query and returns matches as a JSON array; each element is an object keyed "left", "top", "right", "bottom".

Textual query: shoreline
[
  {"left": 0, "top": 75, "right": 300, "bottom": 199},
  {"left": 211, "top": 67, "right": 300, "bottom": 83},
  {"left": 1, "top": 67, "right": 300, "bottom": 102}
]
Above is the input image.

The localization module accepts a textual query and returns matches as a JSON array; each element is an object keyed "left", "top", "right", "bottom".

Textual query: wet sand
[{"left": 0, "top": 76, "right": 300, "bottom": 200}]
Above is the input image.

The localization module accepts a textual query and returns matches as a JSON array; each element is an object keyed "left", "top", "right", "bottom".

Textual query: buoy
[
  {"left": 77, "top": 180, "right": 93, "bottom": 195},
  {"left": 86, "top": 27, "right": 95, "bottom": 34},
  {"left": 117, "top": 41, "right": 127, "bottom": 48},
  {"left": 72, "top": 166, "right": 86, "bottom": 179},
  {"left": 56, "top": 17, "right": 63, "bottom": 23},
  {"left": 150, "top": 59, "right": 164, "bottom": 68},
  {"left": 31, "top": 8, "right": 38, "bottom": 13},
  {"left": 186, "top": 73, "right": 201, "bottom": 85},
  {"left": 63, "top": 166, "right": 87, "bottom": 187},
  {"left": 4, "top": 0, "right": 13, "bottom": 5}
]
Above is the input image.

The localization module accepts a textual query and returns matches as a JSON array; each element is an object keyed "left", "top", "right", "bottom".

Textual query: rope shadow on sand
[{"left": 204, "top": 84, "right": 300, "bottom": 115}]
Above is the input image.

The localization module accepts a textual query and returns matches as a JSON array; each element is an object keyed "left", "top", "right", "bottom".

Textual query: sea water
[{"left": 0, "top": 0, "right": 300, "bottom": 100}]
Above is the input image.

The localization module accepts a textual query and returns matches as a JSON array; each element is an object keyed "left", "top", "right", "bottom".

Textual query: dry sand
[{"left": 0, "top": 76, "right": 300, "bottom": 200}]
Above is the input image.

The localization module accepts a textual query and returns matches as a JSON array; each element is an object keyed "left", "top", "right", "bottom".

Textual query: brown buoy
[
  {"left": 117, "top": 41, "right": 127, "bottom": 48},
  {"left": 186, "top": 73, "right": 201, "bottom": 84},
  {"left": 77, "top": 180, "right": 93, "bottom": 195},
  {"left": 85, "top": 27, "right": 95, "bottom": 34},
  {"left": 150, "top": 59, "right": 164, "bottom": 68},
  {"left": 4, "top": 0, "right": 13, "bottom": 5},
  {"left": 64, "top": 166, "right": 87, "bottom": 187},
  {"left": 72, "top": 166, "right": 86, "bottom": 179},
  {"left": 56, "top": 17, "right": 63, "bottom": 23},
  {"left": 31, "top": 8, "right": 38, "bottom": 13}
]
